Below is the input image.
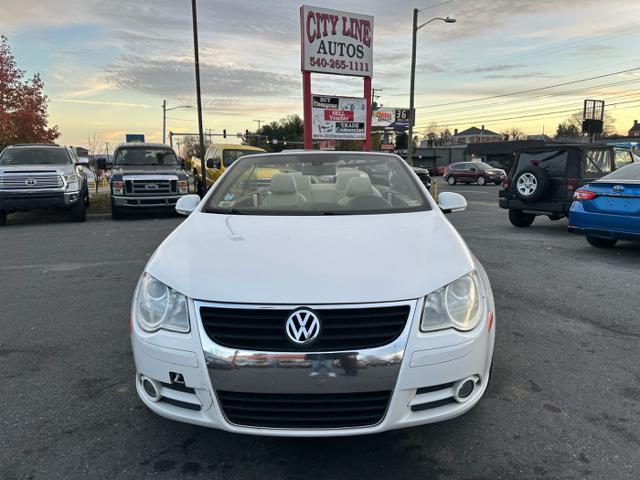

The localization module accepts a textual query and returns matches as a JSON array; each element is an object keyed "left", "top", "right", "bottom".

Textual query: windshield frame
[
  {"left": 113, "top": 146, "right": 179, "bottom": 167},
  {"left": 202, "top": 152, "right": 432, "bottom": 216}
]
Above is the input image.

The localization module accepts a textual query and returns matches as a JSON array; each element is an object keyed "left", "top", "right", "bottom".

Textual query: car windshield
[
  {"left": 204, "top": 153, "right": 430, "bottom": 215},
  {"left": 598, "top": 162, "right": 640, "bottom": 182},
  {"left": 224, "top": 149, "right": 261, "bottom": 167},
  {"left": 114, "top": 147, "right": 178, "bottom": 166},
  {"left": 0, "top": 147, "right": 71, "bottom": 166}
]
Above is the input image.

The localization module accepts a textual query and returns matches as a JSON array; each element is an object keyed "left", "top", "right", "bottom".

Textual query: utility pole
[
  {"left": 253, "top": 119, "right": 264, "bottom": 130},
  {"left": 190, "top": 0, "right": 207, "bottom": 197},
  {"left": 162, "top": 99, "right": 167, "bottom": 144}
]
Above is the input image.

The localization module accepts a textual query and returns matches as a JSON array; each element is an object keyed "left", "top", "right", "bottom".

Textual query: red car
[{"left": 444, "top": 162, "right": 506, "bottom": 186}]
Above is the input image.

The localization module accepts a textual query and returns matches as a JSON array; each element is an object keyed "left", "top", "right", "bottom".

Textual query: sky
[{"left": 1, "top": 0, "right": 639, "bottom": 151}]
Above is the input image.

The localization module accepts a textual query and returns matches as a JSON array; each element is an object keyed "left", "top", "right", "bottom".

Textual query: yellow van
[{"left": 193, "top": 144, "right": 266, "bottom": 189}]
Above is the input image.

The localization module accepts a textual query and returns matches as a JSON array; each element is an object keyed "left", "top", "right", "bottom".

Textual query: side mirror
[
  {"left": 77, "top": 157, "right": 90, "bottom": 166},
  {"left": 175, "top": 194, "right": 201, "bottom": 216},
  {"left": 438, "top": 192, "right": 467, "bottom": 214},
  {"left": 206, "top": 158, "right": 214, "bottom": 169}
]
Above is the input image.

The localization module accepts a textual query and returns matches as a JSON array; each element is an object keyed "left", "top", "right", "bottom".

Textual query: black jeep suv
[{"left": 499, "top": 144, "right": 635, "bottom": 227}]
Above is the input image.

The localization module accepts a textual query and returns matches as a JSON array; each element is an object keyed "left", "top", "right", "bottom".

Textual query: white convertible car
[{"left": 131, "top": 151, "right": 495, "bottom": 437}]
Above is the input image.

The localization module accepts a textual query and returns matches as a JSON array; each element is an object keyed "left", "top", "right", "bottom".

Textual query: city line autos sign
[
  {"left": 300, "top": 5, "right": 373, "bottom": 77},
  {"left": 312, "top": 95, "right": 366, "bottom": 140}
]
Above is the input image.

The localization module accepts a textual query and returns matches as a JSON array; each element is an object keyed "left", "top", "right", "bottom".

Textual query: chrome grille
[
  {"left": 128, "top": 179, "right": 176, "bottom": 195},
  {"left": 0, "top": 173, "right": 63, "bottom": 190}
]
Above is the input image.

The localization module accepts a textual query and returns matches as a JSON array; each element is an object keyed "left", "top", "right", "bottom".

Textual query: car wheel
[
  {"left": 508, "top": 209, "right": 535, "bottom": 227},
  {"left": 513, "top": 166, "right": 549, "bottom": 202},
  {"left": 0, "top": 210, "right": 6, "bottom": 226},
  {"left": 447, "top": 176, "right": 456, "bottom": 185},
  {"left": 111, "top": 198, "right": 124, "bottom": 220},
  {"left": 84, "top": 187, "right": 91, "bottom": 207},
  {"left": 586, "top": 235, "right": 617, "bottom": 248},
  {"left": 70, "top": 198, "right": 87, "bottom": 222},
  {"left": 477, "top": 176, "right": 487, "bottom": 186}
]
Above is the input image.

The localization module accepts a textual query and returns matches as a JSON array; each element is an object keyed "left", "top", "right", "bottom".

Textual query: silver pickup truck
[
  {"left": 0, "top": 143, "right": 90, "bottom": 226},
  {"left": 110, "top": 143, "right": 189, "bottom": 220}
]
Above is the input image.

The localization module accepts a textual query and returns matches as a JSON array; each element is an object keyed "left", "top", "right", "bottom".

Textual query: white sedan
[{"left": 131, "top": 151, "right": 495, "bottom": 437}]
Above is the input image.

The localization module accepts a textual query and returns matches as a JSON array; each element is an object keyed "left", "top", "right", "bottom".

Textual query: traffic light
[{"left": 223, "top": 129, "right": 227, "bottom": 139}]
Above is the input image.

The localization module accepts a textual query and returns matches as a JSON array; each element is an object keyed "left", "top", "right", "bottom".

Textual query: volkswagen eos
[{"left": 130, "top": 151, "right": 495, "bottom": 436}]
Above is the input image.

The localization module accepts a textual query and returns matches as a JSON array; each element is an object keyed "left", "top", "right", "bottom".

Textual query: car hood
[
  {"left": 145, "top": 210, "right": 475, "bottom": 304},
  {"left": 113, "top": 165, "right": 184, "bottom": 176},
  {"left": 0, "top": 164, "right": 74, "bottom": 174}
]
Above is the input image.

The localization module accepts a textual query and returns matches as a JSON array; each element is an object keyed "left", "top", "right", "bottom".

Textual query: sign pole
[
  {"left": 303, "top": 71, "right": 312, "bottom": 149},
  {"left": 364, "top": 77, "right": 372, "bottom": 152}
]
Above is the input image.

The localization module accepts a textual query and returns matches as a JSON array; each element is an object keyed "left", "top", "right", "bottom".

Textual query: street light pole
[
  {"left": 408, "top": 9, "right": 418, "bottom": 166},
  {"left": 162, "top": 100, "right": 191, "bottom": 146},
  {"left": 191, "top": 0, "right": 207, "bottom": 197},
  {"left": 407, "top": 13, "right": 456, "bottom": 166}
]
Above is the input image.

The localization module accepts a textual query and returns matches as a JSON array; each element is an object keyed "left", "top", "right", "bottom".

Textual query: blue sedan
[{"left": 569, "top": 162, "right": 640, "bottom": 248}]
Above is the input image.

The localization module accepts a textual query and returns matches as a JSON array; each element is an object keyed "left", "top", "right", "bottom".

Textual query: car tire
[
  {"left": 509, "top": 209, "right": 535, "bottom": 227},
  {"left": 447, "top": 176, "right": 456, "bottom": 185},
  {"left": 84, "top": 186, "right": 91, "bottom": 207},
  {"left": 111, "top": 198, "right": 124, "bottom": 220},
  {"left": 586, "top": 235, "right": 617, "bottom": 248},
  {"left": 513, "top": 166, "right": 548, "bottom": 202},
  {"left": 477, "top": 176, "right": 487, "bottom": 186},
  {"left": 0, "top": 210, "right": 6, "bottom": 226},
  {"left": 70, "top": 198, "right": 87, "bottom": 222}
]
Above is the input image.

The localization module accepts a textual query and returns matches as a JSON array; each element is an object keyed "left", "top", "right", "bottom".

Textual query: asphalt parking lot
[{"left": 1, "top": 180, "right": 639, "bottom": 479}]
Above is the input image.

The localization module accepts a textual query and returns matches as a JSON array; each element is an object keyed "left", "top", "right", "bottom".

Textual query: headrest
[
  {"left": 292, "top": 172, "right": 312, "bottom": 191},
  {"left": 270, "top": 173, "right": 297, "bottom": 194},
  {"left": 346, "top": 176, "right": 373, "bottom": 197},
  {"left": 336, "top": 169, "right": 363, "bottom": 190}
]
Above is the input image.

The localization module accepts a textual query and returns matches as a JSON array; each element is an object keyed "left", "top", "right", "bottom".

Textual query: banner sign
[
  {"left": 125, "top": 134, "right": 145, "bottom": 143},
  {"left": 312, "top": 95, "right": 366, "bottom": 140},
  {"left": 300, "top": 5, "right": 373, "bottom": 78},
  {"left": 371, "top": 108, "right": 411, "bottom": 129}
]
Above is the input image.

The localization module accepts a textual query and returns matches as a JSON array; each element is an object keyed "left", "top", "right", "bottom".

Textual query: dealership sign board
[
  {"left": 300, "top": 5, "right": 373, "bottom": 77},
  {"left": 312, "top": 95, "right": 366, "bottom": 140},
  {"left": 371, "top": 108, "right": 411, "bottom": 129}
]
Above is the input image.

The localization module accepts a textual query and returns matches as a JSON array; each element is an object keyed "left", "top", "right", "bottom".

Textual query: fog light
[
  {"left": 140, "top": 375, "right": 160, "bottom": 401},
  {"left": 454, "top": 376, "right": 478, "bottom": 402}
]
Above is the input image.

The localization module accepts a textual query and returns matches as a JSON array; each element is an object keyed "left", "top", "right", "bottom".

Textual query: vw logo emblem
[
  {"left": 613, "top": 185, "right": 625, "bottom": 193},
  {"left": 145, "top": 183, "right": 159, "bottom": 190},
  {"left": 285, "top": 309, "right": 321, "bottom": 345},
  {"left": 25, "top": 177, "right": 37, "bottom": 186}
]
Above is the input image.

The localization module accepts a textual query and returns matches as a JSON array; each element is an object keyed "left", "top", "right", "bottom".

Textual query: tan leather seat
[{"left": 262, "top": 174, "right": 307, "bottom": 208}]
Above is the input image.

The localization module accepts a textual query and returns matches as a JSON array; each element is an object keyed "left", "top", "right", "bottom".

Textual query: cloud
[
  {"left": 463, "top": 64, "right": 527, "bottom": 74},
  {"left": 104, "top": 56, "right": 299, "bottom": 99},
  {"left": 50, "top": 99, "right": 150, "bottom": 108}
]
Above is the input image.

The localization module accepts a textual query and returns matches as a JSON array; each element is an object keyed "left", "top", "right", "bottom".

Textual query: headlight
[
  {"left": 112, "top": 180, "right": 124, "bottom": 196},
  {"left": 64, "top": 173, "right": 78, "bottom": 183},
  {"left": 421, "top": 271, "right": 484, "bottom": 332},
  {"left": 134, "top": 273, "right": 190, "bottom": 333}
]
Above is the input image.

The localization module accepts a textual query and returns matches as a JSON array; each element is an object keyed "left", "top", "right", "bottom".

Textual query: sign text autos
[{"left": 301, "top": 5, "right": 373, "bottom": 77}]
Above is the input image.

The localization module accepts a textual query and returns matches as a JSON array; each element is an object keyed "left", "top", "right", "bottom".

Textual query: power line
[
  {"left": 416, "top": 90, "right": 640, "bottom": 126},
  {"left": 415, "top": 78, "right": 640, "bottom": 118},
  {"left": 414, "top": 99, "right": 640, "bottom": 132},
  {"left": 415, "top": 66, "right": 640, "bottom": 109}
]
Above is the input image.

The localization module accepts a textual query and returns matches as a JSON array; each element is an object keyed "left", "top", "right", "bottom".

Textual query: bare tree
[{"left": 86, "top": 134, "right": 104, "bottom": 193}]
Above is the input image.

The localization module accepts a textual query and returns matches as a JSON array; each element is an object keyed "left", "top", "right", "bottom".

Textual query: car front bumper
[
  {"left": 113, "top": 195, "right": 183, "bottom": 208},
  {"left": 131, "top": 294, "right": 495, "bottom": 437},
  {"left": 0, "top": 190, "right": 81, "bottom": 212}
]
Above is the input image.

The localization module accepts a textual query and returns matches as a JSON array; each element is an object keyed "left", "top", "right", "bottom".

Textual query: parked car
[
  {"left": 499, "top": 144, "right": 632, "bottom": 227},
  {"left": 130, "top": 151, "right": 495, "bottom": 436},
  {"left": 430, "top": 165, "right": 449, "bottom": 177},
  {"left": 568, "top": 162, "right": 640, "bottom": 248},
  {"left": 0, "top": 143, "right": 90, "bottom": 225},
  {"left": 411, "top": 166, "right": 431, "bottom": 190},
  {"left": 109, "top": 143, "right": 189, "bottom": 220},
  {"left": 192, "top": 144, "right": 266, "bottom": 191},
  {"left": 444, "top": 161, "right": 506, "bottom": 186}
]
